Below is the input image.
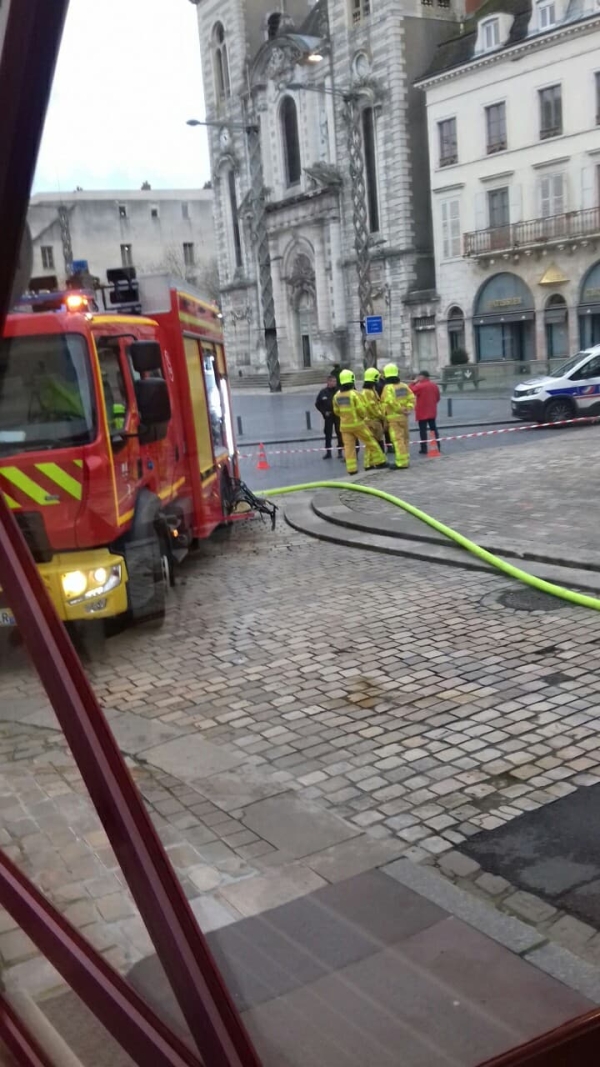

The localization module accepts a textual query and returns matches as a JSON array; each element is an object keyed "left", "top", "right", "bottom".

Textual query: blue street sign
[{"left": 364, "top": 315, "right": 383, "bottom": 337}]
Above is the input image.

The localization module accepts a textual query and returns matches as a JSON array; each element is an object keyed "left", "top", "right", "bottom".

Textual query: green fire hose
[{"left": 262, "top": 480, "right": 600, "bottom": 613}]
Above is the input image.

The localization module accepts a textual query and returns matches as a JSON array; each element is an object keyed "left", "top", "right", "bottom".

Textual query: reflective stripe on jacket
[
  {"left": 380, "top": 381, "right": 416, "bottom": 419},
  {"left": 333, "top": 388, "right": 366, "bottom": 427}
]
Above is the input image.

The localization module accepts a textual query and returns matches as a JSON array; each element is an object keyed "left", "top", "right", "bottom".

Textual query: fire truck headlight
[
  {"left": 62, "top": 565, "right": 122, "bottom": 605},
  {"left": 62, "top": 570, "right": 88, "bottom": 600}
]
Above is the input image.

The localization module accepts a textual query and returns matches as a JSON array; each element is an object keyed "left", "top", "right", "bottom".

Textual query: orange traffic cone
[
  {"left": 428, "top": 430, "right": 441, "bottom": 458},
  {"left": 256, "top": 443, "right": 270, "bottom": 471}
]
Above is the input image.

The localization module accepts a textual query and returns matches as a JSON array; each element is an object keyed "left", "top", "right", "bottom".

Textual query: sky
[{"left": 33, "top": 0, "right": 211, "bottom": 193}]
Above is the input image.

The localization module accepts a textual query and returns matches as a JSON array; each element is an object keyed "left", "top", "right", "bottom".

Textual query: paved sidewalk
[
  {"left": 126, "top": 866, "right": 591, "bottom": 1067},
  {"left": 0, "top": 434, "right": 600, "bottom": 1054},
  {"left": 337, "top": 428, "right": 600, "bottom": 559}
]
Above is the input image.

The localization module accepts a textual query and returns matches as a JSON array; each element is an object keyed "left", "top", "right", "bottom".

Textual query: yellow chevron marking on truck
[
  {"left": 1, "top": 493, "right": 19, "bottom": 509},
  {"left": 0, "top": 468, "right": 59, "bottom": 505},
  {"left": 35, "top": 463, "right": 82, "bottom": 501}
]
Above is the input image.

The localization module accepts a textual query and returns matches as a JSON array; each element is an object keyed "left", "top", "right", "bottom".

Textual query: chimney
[{"left": 465, "top": 0, "right": 486, "bottom": 12}]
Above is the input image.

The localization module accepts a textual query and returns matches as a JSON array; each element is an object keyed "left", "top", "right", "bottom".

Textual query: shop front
[
  {"left": 473, "top": 273, "right": 535, "bottom": 363},
  {"left": 545, "top": 294, "right": 569, "bottom": 360},
  {"left": 579, "top": 261, "right": 600, "bottom": 349}
]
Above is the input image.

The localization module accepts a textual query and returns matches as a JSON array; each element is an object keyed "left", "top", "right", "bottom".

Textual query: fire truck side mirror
[
  {"left": 129, "top": 340, "right": 163, "bottom": 374},
  {"left": 135, "top": 378, "right": 171, "bottom": 441}
]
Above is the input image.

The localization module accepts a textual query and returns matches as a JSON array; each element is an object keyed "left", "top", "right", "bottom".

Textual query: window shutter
[
  {"left": 581, "top": 167, "right": 595, "bottom": 209},
  {"left": 441, "top": 201, "right": 449, "bottom": 259},
  {"left": 540, "top": 176, "right": 551, "bottom": 217},
  {"left": 450, "top": 199, "right": 461, "bottom": 257},
  {"left": 553, "top": 173, "right": 565, "bottom": 214},
  {"left": 509, "top": 184, "right": 522, "bottom": 224},
  {"left": 475, "top": 192, "right": 486, "bottom": 231}
]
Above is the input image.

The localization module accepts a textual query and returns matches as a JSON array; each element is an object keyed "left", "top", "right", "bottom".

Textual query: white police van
[{"left": 511, "top": 346, "right": 600, "bottom": 423}]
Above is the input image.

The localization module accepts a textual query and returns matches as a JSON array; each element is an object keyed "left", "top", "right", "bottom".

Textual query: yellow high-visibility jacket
[
  {"left": 333, "top": 388, "right": 366, "bottom": 428},
  {"left": 380, "top": 381, "right": 416, "bottom": 420},
  {"left": 360, "top": 386, "right": 381, "bottom": 421}
]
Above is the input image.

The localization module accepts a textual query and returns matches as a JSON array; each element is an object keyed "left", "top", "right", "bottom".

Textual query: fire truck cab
[{"left": 0, "top": 271, "right": 252, "bottom": 628}]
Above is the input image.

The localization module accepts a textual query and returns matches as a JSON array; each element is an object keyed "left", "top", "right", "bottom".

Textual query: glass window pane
[
  {"left": 202, "top": 347, "right": 227, "bottom": 454},
  {"left": 0, "top": 334, "right": 95, "bottom": 454}
]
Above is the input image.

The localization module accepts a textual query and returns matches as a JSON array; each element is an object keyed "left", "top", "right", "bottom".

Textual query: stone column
[
  {"left": 314, "top": 230, "right": 332, "bottom": 338},
  {"left": 329, "top": 218, "right": 345, "bottom": 331}
]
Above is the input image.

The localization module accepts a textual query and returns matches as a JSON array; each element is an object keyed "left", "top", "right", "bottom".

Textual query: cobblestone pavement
[
  {"left": 340, "top": 428, "right": 600, "bottom": 556},
  {"left": 1, "top": 438, "right": 600, "bottom": 997}
]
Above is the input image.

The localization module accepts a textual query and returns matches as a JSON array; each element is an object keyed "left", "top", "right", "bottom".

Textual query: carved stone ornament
[
  {"left": 304, "top": 162, "right": 343, "bottom": 190},
  {"left": 265, "top": 45, "right": 300, "bottom": 82},
  {"left": 284, "top": 253, "right": 316, "bottom": 307},
  {"left": 230, "top": 304, "right": 252, "bottom": 323},
  {"left": 347, "top": 75, "right": 386, "bottom": 104},
  {"left": 215, "top": 148, "right": 239, "bottom": 174}
]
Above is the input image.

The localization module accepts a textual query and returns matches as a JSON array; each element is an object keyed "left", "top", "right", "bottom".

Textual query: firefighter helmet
[
  {"left": 363, "top": 368, "right": 379, "bottom": 383},
  {"left": 339, "top": 369, "right": 355, "bottom": 385},
  {"left": 383, "top": 363, "right": 399, "bottom": 379}
]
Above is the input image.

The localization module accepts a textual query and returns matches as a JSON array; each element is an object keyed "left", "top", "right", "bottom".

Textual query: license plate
[{"left": 0, "top": 610, "right": 15, "bottom": 627}]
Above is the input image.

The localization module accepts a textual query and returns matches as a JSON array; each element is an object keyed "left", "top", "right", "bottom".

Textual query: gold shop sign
[{"left": 488, "top": 297, "right": 523, "bottom": 308}]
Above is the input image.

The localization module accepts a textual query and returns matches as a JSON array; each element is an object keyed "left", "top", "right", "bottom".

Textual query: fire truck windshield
[{"left": 0, "top": 333, "right": 96, "bottom": 456}]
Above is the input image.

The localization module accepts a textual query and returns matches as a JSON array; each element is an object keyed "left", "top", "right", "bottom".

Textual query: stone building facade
[
  {"left": 28, "top": 189, "right": 216, "bottom": 291},
  {"left": 189, "top": 0, "right": 459, "bottom": 375},
  {"left": 419, "top": 0, "right": 600, "bottom": 368}
]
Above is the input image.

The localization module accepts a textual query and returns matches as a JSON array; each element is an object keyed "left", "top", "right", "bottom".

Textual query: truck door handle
[
  {"left": 175, "top": 446, "right": 180, "bottom": 462},
  {"left": 137, "top": 459, "right": 142, "bottom": 479}
]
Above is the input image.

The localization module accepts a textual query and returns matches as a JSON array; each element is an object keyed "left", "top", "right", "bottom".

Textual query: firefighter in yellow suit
[
  {"left": 333, "top": 369, "right": 387, "bottom": 474},
  {"left": 361, "top": 367, "right": 385, "bottom": 462},
  {"left": 380, "top": 363, "right": 416, "bottom": 469}
]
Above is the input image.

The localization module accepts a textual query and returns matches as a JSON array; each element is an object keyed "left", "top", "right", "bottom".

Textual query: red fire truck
[{"left": 0, "top": 270, "right": 272, "bottom": 629}]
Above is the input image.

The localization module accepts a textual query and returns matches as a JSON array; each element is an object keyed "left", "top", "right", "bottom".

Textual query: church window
[
  {"left": 281, "top": 96, "right": 301, "bottom": 186},
  {"left": 351, "top": 0, "right": 371, "bottom": 26},
  {"left": 362, "top": 107, "right": 380, "bottom": 233},
  {"left": 267, "top": 12, "right": 283, "bottom": 39},
  {"left": 213, "top": 22, "right": 230, "bottom": 100},
  {"left": 227, "top": 170, "right": 243, "bottom": 270}
]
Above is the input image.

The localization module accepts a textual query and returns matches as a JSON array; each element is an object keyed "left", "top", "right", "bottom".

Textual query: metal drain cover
[{"left": 496, "top": 587, "right": 568, "bottom": 612}]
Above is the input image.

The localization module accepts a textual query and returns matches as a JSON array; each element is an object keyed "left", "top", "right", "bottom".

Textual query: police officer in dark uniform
[{"left": 315, "top": 373, "right": 343, "bottom": 459}]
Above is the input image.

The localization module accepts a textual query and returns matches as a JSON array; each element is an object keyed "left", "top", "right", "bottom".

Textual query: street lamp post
[
  {"left": 187, "top": 118, "right": 282, "bottom": 392},
  {"left": 286, "top": 82, "right": 376, "bottom": 368}
]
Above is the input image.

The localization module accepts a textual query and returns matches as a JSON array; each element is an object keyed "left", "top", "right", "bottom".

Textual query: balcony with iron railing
[{"left": 464, "top": 206, "right": 600, "bottom": 257}]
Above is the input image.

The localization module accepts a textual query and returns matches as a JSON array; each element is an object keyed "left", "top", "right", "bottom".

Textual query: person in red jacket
[{"left": 411, "top": 370, "right": 441, "bottom": 455}]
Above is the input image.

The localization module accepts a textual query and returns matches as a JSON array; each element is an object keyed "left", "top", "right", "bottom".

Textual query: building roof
[
  {"left": 30, "top": 189, "right": 213, "bottom": 204},
  {"left": 300, "top": 0, "right": 329, "bottom": 39},
  {"left": 421, "top": 0, "right": 600, "bottom": 81},
  {"left": 421, "top": 0, "right": 532, "bottom": 80}
]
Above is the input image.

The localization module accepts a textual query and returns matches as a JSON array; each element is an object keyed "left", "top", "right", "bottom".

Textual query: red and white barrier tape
[{"left": 237, "top": 415, "right": 599, "bottom": 461}]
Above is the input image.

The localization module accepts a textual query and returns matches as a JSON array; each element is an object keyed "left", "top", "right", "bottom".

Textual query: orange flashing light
[{"left": 66, "top": 293, "right": 87, "bottom": 312}]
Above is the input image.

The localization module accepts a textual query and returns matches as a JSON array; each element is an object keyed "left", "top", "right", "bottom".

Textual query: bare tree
[
  {"left": 143, "top": 245, "right": 194, "bottom": 282},
  {"left": 141, "top": 248, "right": 222, "bottom": 307},
  {"left": 196, "top": 256, "right": 221, "bottom": 306}
]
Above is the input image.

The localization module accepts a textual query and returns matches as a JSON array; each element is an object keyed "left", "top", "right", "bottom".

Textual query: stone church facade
[{"left": 189, "top": 0, "right": 460, "bottom": 377}]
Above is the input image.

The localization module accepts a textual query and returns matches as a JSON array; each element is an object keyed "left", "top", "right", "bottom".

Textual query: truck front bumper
[{"left": 0, "top": 548, "right": 128, "bottom": 626}]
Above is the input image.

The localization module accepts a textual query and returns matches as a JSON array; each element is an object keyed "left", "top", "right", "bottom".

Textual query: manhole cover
[{"left": 496, "top": 587, "right": 568, "bottom": 612}]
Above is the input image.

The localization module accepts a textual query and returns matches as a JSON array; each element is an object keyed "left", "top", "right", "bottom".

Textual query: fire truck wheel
[
  {"left": 213, "top": 468, "right": 234, "bottom": 540},
  {"left": 145, "top": 532, "right": 171, "bottom": 624}
]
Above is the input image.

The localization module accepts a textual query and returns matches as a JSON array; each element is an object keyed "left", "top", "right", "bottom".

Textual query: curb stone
[{"left": 383, "top": 858, "right": 600, "bottom": 1002}]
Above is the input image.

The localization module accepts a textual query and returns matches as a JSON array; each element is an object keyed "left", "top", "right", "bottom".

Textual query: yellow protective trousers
[
  {"left": 388, "top": 416, "right": 410, "bottom": 468},
  {"left": 366, "top": 418, "right": 385, "bottom": 455},
  {"left": 334, "top": 387, "right": 386, "bottom": 473},
  {"left": 341, "top": 424, "right": 384, "bottom": 473}
]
